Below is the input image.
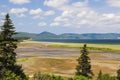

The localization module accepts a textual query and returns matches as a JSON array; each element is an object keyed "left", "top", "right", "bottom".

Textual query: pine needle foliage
[
  {"left": 75, "top": 44, "right": 94, "bottom": 78},
  {"left": 0, "top": 14, "right": 27, "bottom": 79}
]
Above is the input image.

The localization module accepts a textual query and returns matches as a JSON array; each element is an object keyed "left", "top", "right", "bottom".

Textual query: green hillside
[{"left": 14, "top": 31, "right": 120, "bottom": 40}]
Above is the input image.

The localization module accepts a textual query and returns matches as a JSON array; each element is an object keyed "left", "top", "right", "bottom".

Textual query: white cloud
[
  {"left": 49, "top": 0, "right": 91, "bottom": 27},
  {"left": 44, "top": 0, "right": 89, "bottom": 11},
  {"left": 61, "top": 10, "right": 73, "bottom": 18},
  {"left": 50, "top": 6, "right": 120, "bottom": 29},
  {"left": 10, "top": 8, "right": 28, "bottom": 14},
  {"left": 44, "top": 0, "right": 69, "bottom": 9},
  {"left": 50, "top": 22, "right": 60, "bottom": 26},
  {"left": 29, "top": 8, "right": 55, "bottom": 19},
  {"left": 9, "top": 8, "right": 28, "bottom": 17},
  {"left": 9, "top": 0, "right": 30, "bottom": 4},
  {"left": 71, "top": 1, "right": 88, "bottom": 7},
  {"left": 47, "top": 0, "right": 120, "bottom": 30},
  {"left": 77, "top": 11, "right": 87, "bottom": 17},
  {"left": 38, "top": 22, "right": 47, "bottom": 26},
  {"left": 29, "top": 8, "right": 43, "bottom": 15},
  {"left": 45, "top": 10, "right": 55, "bottom": 16},
  {"left": 107, "top": 0, "right": 120, "bottom": 7},
  {"left": 0, "top": 12, "right": 7, "bottom": 16},
  {"left": 18, "top": 14, "right": 26, "bottom": 17},
  {"left": 103, "top": 13, "right": 115, "bottom": 19}
]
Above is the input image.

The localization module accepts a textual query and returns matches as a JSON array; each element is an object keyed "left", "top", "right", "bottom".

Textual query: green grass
[
  {"left": 48, "top": 43, "right": 120, "bottom": 52},
  {"left": 17, "top": 58, "right": 28, "bottom": 62}
]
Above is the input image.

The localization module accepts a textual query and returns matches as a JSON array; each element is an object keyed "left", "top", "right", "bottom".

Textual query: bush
[
  {"left": 1, "top": 69, "right": 23, "bottom": 80},
  {"left": 72, "top": 75, "right": 90, "bottom": 80},
  {"left": 33, "top": 72, "right": 64, "bottom": 80},
  {"left": 97, "top": 73, "right": 117, "bottom": 80}
]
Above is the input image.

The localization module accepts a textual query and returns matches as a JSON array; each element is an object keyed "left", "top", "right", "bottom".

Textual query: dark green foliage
[
  {"left": 13, "top": 32, "right": 32, "bottom": 41},
  {"left": 0, "top": 14, "right": 27, "bottom": 79},
  {"left": 14, "top": 37, "right": 31, "bottom": 41},
  {"left": 33, "top": 72, "right": 64, "bottom": 80},
  {"left": 0, "top": 68, "right": 23, "bottom": 80},
  {"left": 37, "top": 31, "right": 59, "bottom": 39},
  {"left": 68, "top": 78, "right": 73, "bottom": 80},
  {"left": 59, "top": 33, "right": 120, "bottom": 39},
  {"left": 97, "top": 73, "right": 117, "bottom": 80},
  {"left": 75, "top": 44, "right": 93, "bottom": 78},
  {"left": 117, "top": 69, "right": 120, "bottom": 80},
  {"left": 72, "top": 75, "right": 89, "bottom": 80}
]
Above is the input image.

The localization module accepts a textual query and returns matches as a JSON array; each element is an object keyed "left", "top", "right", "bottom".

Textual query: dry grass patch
[
  {"left": 18, "top": 58, "right": 76, "bottom": 77},
  {"left": 18, "top": 57, "right": 120, "bottom": 78},
  {"left": 89, "top": 54, "right": 107, "bottom": 59},
  {"left": 92, "top": 60, "right": 120, "bottom": 77}
]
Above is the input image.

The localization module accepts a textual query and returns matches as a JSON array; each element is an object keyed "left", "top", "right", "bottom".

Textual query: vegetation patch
[{"left": 19, "top": 42, "right": 120, "bottom": 52}]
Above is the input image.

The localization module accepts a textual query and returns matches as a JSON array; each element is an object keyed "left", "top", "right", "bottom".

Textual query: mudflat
[{"left": 17, "top": 41, "right": 120, "bottom": 77}]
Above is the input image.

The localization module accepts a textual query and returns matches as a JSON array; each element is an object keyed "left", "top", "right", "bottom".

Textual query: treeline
[
  {"left": 0, "top": 14, "right": 120, "bottom": 80},
  {"left": 14, "top": 37, "right": 31, "bottom": 41},
  {"left": 12, "top": 31, "right": 120, "bottom": 40},
  {"left": 33, "top": 73, "right": 118, "bottom": 80}
]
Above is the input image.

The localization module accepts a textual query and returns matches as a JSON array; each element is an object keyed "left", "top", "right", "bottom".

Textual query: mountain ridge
[{"left": 14, "top": 31, "right": 120, "bottom": 40}]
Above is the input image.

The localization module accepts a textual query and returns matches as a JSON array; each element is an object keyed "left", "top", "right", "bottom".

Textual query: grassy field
[
  {"left": 17, "top": 40, "right": 120, "bottom": 79},
  {"left": 18, "top": 57, "right": 120, "bottom": 78}
]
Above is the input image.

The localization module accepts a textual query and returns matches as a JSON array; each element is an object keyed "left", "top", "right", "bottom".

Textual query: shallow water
[{"left": 34, "top": 39, "right": 120, "bottom": 44}]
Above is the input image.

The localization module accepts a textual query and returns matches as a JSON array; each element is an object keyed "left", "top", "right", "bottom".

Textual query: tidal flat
[{"left": 16, "top": 41, "right": 120, "bottom": 78}]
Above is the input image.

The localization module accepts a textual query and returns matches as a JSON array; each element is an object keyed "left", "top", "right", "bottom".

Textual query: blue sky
[{"left": 0, "top": 0, "right": 120, "bottom": 34}]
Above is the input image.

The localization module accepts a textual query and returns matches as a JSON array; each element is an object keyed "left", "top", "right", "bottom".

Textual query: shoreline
[
  {"left": 20, "top": 40, "right": 67, "bottom": 44},
  {"left": 21, "top": 40, "right": 120, "bottom": 45}
]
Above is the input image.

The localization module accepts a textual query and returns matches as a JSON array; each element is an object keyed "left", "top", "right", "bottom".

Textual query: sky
[{"left": 0, "top": 0, "right": 120, "bottom": 34}]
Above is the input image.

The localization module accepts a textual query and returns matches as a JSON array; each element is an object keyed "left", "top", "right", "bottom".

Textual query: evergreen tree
[
  {"left": 75, "top": 44, "right": 93, "bottom": 78},
  {"left": 0, "top": 14, "right": 27, "bottom": 79},
  {"left": 117, "top": 68, "right": 120, "bottom": 80},
  {"left": 97, "top": 70, "right": 102, "bottom": 80}
]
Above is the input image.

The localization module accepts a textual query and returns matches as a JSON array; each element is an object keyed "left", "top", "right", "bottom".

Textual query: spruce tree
[
  {"left": 75, "top": 44, "right": 93, "bottom": 78},
  {"left": 0, "top": 14, "right": 27, "bottom": 79}
]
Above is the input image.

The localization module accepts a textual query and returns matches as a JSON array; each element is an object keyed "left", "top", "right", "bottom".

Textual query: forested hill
[{"left": 14, "top": 31, "right": 120, "bottom": 40}]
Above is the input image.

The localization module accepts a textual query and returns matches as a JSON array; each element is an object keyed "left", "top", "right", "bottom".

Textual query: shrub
[
  {"left": 72, "top": 75, "right": 90, "bottom": 80},
  {"left": 33, "top": 72, "right": 64, "bottom": 80},
  {"left": 97, "top": 73, "right": 117, "bottom": 80}
]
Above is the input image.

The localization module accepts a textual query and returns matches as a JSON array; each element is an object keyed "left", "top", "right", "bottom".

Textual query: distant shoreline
[
  {"left": 21, "top": 39, "right": 120, "bottom": 45},
  {"left": 29, "top": 39, "right": 120, "bottom": 45}
]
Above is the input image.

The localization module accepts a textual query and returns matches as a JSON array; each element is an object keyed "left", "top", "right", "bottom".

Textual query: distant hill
[
  {"left": 36, "top": 31, "right": 59, "bottom": 39},
  {"left": 14, "top": 31, "right": 120, "bottom": 40}
]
